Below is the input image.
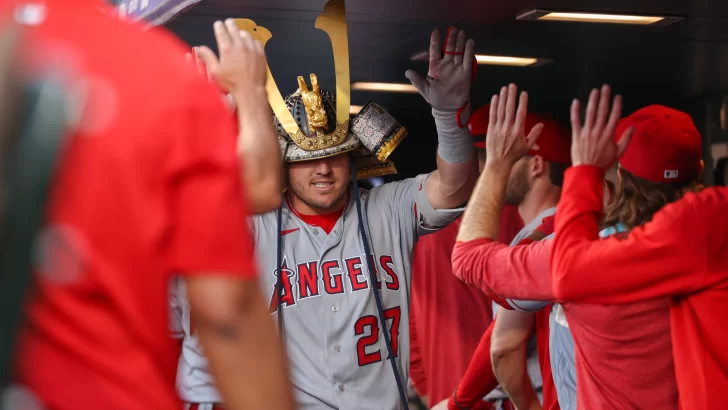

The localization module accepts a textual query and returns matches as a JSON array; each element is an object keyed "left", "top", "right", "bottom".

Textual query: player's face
[
  {"left": 287, "top": 153, "right": 350, "bottom": 214},
  {"left": 603, "top": 164, "right": 619, "bottom": 207},
  {"left": 504, "top": 156, "right": 530, "bottom": 206}
]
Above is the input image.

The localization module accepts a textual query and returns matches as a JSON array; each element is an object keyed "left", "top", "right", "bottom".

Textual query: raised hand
[
  {"left": 193, "top": 19, "right": 267, "bottom": 95},
  {"left": 569, "top": 84, "right": 634, "bottom": 168},
  {"left": 485, "top": 84, "right": 543, "bottom": 166},
  {"left": 405, "top": 27, "right": 475, "bottom": 113}
]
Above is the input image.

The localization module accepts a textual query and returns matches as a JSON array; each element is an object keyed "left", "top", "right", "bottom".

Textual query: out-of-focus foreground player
[
  {"left": 2, "top": 2, "right": 293, "bottom": 410},
  {"left": 551, "top": 85, "right": 728, "bottom": 410},
  {"left": 408, "top": 105, "right": 523, "bottom": 407}
]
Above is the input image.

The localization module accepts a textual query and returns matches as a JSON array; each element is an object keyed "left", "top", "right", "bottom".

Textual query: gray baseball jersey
[
  {"left": 483, "top": 207, "right": 556, "bottom": 407},
  {"left": 171, "top": 173, "right": 463, "bottom": 409}
]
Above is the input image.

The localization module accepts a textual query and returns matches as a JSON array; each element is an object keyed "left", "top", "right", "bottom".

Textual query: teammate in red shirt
[
  {"left": 434, "top": 85, "right": 570, "bottom": 410},
  {"left": 409, "top": 105, "right": 523, "bottom": 408},
  {"left": 551, "top": 85, "right": 728, "bottom": 410},
  {"left": 452, "top": 86, "right": 705, "bottom": 408},
  {"left": 7, "top": 2, "right": 293, "bottom": 410}
]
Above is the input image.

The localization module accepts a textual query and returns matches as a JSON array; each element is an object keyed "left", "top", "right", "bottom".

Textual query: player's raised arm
[
  {"left": 405, "top": 27, "right": 479, "bottom": 210},
  {"left": 550, "top": 85, "right": 724, "bottom": 303},
  {"left": 194, "top": 19, "right": 283, "bottom": 214}
]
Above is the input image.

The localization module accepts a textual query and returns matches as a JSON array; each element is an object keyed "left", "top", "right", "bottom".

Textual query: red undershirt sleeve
[
  {"left": 448, "top": 320, "right": 499, "bottom": 410},
  {"left": 551, "top": 165, "right": 717, "bottom": 303}
]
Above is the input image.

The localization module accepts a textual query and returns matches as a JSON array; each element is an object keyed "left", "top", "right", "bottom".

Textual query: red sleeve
[
  {"left": 551, "top": 166, "right": 725, "bottom": 303},
  {"left": 165, "top": 78, "right": 256, "bottom": 278},
  {"left": 452, "top": 239, "right": 555, "bottom": 302},
  {"left": 408, "top": 304, "right": 427, "bottom": 396},
  {"left": 448, "top": 320, "right": 499, "bottom": 410}
]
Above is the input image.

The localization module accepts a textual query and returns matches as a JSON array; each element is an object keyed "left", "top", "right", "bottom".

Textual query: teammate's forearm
[
  {"left": 233, "top": 89, "right": 283, "bottom": 214},
  {"left": 491, "top": 345, "right": 542, "bottom": 410},
  {"left": 195, "top": 286, "right": 295, "bottom": 410},
  {"left": 457, "top": 160, "right": 511, "bottom": 242}
]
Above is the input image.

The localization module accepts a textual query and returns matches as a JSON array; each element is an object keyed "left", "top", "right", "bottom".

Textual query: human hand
[
  {"left": 485, "top": 83, "right": 543, "bottom": 167},
  {"left": 405, "top": 27, "right": 475, "bottom": 113},
  {"left": 569, "top": 84, "right": 634, "bottom": 168},
  {"left": 193, "top": 19, "right": 267, "bottom": 95}
]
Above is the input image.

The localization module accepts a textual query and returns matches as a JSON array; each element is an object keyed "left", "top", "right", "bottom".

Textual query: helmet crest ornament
[{"left": 234, "top": 0, "right": 407, "bottom": 178}]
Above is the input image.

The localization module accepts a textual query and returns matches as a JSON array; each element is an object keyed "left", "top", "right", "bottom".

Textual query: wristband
[{"left": 433, "top": 106, "right": 474, "bottom": 164}]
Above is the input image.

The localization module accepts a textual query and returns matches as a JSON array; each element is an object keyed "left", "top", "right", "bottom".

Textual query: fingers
[
  {"left": 515, "top": 90, "right": 529, "bottom": 136},
  {"left": 442, "top": 26, "right": 458, "bottom": 61},
  {"left": 213, "top": 21, "right": 232, "bottom": 53},
  {"left": 453, "top": 29, "right": 467, "bottom": 65},
  {"left": 463, "top": 39, "right": 475, "bottom": 70},
  {"left": 504, "top": 84, "right": 518, "bottom": 128},
  {"left": 570, "top": 99, "right": 582, "bottom": 137},
  {"left": 496, "top": 86, "right": 508, "bottom": 125},
  {"left": 487, "top": 94, "right": 498, "bottom": 137},
  {"left": 405, "top": 69, "right": 428, "bottom": 96},
  {"left": 583, "top": 88, "right": 599, "bottom": 132},
  {"left": 195, "top": 46, "right": 219, "bottom": 74},
  {"left": 593, "top": 84, "right": 611, "bottom": 137},
  {"left": 604, "top": 93, "right": 623, "bottom": 140},
  {"left": 525, "top": 123, "right": 544, "bottom": 149},
  {"left": 253, "top": 38, "right": 264, "bottom": 54},
  {"left": 616, "top": 126, "right": 635, "bottom": 158},
  {"left": 428, "top": 29, "right": 441, "bottom": 68},
  {"left": 224, "top": 19, "right": 244, "bottom": 48}
]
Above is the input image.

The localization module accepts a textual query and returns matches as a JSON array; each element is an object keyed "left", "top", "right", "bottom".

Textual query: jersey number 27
[{"left": 354, "top": 306, "right": 401, "bottom": 366}]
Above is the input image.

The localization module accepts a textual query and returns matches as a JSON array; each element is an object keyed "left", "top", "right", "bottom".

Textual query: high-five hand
[
  {"left": 485, "top": 84, "right": 543, "bottom": 166},
  {"left": 194, "top": 19, "right": 268, "bottom": 95},
  {"left": 569, "top": 84, "right": 634, "bottom": 168},
  {"left": 405, "top": 27, "right": 475, "bottom": 113}
]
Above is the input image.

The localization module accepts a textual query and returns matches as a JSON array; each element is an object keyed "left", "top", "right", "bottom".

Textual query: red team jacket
[{"left": 552, "top": 166, "right": 728, "bottom": 410}]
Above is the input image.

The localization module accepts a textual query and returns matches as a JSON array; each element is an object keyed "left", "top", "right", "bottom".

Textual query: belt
[{"left": 188, "top": 404, "right": 225, "bottom": 410}]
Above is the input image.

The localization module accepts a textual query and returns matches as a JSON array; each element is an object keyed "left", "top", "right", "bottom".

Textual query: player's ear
[{"left": 529, "top": 155, "right": 546, "bottom": 179}]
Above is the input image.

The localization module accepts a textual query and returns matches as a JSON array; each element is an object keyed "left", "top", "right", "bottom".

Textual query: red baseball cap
[
  {"left": 469, "top": 105, "right": 571, "bottom": 165},
  {"left": 617, "top": 105, "right": 702, "bottom": 183},
  {"left": 525, "top": 113, "right": 571, "bottom": 166},
  {"left": 469, "top": 104, "right": 490, "bottom": 148}
]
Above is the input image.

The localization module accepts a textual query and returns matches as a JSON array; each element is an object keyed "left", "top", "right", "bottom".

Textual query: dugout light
[
  {"left": 351, "top": 82, "right": 419, "bottom": 93},
  {"left": 410, "top": 51, "right": 549, "bottom": 67},
  {"left": 517, "top": 9, "right": 684, "bottom": 26}
]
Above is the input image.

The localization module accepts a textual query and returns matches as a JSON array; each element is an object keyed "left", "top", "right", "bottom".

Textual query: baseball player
[
  {"left": 7, "top": 2, "right": 292, "bottom": 410},
  {"left": 550, "top": 85, "right": 728, "bottom": 410},
  {"left": 454, "top": 85, "right": 706, "bottom": 409},
  {"left": 172, "top": 2, "right": 480, "bottom": 409},
  {"left": 435, "top": 85, "right": 571, "bottom": 410},
  {"left": 408, "top": 104, "right": 524, "bottom": 408}
]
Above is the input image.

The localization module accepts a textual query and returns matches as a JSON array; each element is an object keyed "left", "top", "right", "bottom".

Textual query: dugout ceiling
[{"left": 166, "top": 0, "right": 728, "bottom": 180}]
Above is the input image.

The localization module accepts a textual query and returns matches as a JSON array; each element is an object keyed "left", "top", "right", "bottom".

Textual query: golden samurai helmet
[{"left": 235, "top": 0, "right": 407, "bottom": 179}]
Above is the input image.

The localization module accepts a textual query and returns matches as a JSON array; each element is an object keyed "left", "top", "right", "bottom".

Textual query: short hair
[{"left": 548, "top": 161, "right": 568, "bottom": 188}]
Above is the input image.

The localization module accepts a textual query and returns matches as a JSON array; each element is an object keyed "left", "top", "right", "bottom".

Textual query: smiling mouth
[{"left": 312, "top": 182, "right": 335, "bottom": 190}]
